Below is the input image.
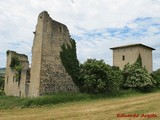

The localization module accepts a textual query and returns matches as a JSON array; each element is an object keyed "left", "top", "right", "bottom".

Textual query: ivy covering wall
[
  {"left": 60, "top": 39, "right": 80, "bottom": 87},
  {"left": 10, "top": 56, "right": 22, "bottom": 83}
]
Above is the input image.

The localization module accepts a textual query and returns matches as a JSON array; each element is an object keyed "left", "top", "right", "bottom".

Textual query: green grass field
[
  {"left": 0, "top": 89, "right": 142, "bottom": 109},
  {"left": 0, "top": 91, "right": 160, "bottom": 120}
]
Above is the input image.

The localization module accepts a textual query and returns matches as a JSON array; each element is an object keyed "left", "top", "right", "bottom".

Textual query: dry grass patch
[{"left": 0, "top": 92, "right": 160, "bottom": 120}]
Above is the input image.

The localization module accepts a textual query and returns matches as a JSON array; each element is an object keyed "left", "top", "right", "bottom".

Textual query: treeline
[
  {"left": 0, "top": 68, "right": 5, "bottom": 95},
  {"left": 77, "top": 56, "right": 160, "bottom": 94},
  {"left": 0, "top": 76, "right": 4, "bottom": 95}
]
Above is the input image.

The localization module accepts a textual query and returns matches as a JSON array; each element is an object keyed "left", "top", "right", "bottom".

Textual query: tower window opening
[
  {"left": 60, "top": 27, "right": 63, "bottom": 32},
  {"left": 122, "top": 55, "right": 125, "bottom": 61}
]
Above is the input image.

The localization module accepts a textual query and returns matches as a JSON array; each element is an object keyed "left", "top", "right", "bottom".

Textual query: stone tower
[
  {"left": 110, "top": 44, "right": 155, "bottom": 73},
  {"left": 29, "top": 11, "right": 78, "bottom": 97}
]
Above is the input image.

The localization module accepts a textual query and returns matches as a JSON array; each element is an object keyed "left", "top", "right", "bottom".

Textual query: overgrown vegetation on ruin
[
  {"left": 1, "top": 54, "right": 160, "bottom": 108},
  {"left": 0, "top": 77, "right": 4, "bottom": 95},
  {"left": 60, "top": 42, "right": 159, "bottom": 94},
  {"left": 1, "top": 45, "right": 160, "bottom": 109},
  {"left": 0, "top": 68, "right": 5, "bottom": 95},
  {"left": 10, "top": 56, "right": 22, "bottom": 82},
  {"left": 60, "top": 39, "right": 80, "bottom": 87}
]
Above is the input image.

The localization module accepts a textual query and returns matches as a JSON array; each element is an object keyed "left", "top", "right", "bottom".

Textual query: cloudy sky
[{"left": 0, "top": 0, "right": 160, "bottom": 70}]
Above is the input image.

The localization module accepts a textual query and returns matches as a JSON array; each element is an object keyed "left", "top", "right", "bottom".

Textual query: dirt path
[{"left": 0, "top": 92, "right": 160, "bottom": 120}]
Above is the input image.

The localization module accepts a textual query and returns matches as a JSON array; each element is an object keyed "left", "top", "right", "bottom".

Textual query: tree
[
  {"left": 122, "top": 61, "right": 156, "bottom": 92},
  {"left": 0, "top": 77, "right": 5, "bottom": 95},
  {"left": 151, "top": 69, "right": 160, "bottom": 88},
  {"left": 136, "top": 54, "right": 142, "bottom": 66},
  {"left": 79, "top": 59, "right": 123, "bottom": 94},
  {"left": 0, "top": 77, "right": 4, "bottom": 90}
]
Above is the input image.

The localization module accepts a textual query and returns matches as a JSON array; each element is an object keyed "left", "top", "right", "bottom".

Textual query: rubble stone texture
[{"left": 5, "top": 11, "right": 79, "bottom": 97}]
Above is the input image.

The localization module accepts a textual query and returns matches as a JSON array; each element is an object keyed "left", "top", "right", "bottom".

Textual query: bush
[
  {"left": 122, "top": 62, "right": 156, "bottom": 92},
  {"left": 0, "top": 89, "right": 5, "bottom": 96},
  {"left": 151, "top": 69, "right": 160, "bottom": 88},
  {"left": 0, "top": 77, "right": 4, "bottom": 90},
  {"left": 122, "top": 54, "right": 156, "bottom": 92},
  {"left": 0, "top": 77, "right": 4, "bottom": 95},
  {"left": 79, "top": 59, "right": 123, "bottom": 95}
]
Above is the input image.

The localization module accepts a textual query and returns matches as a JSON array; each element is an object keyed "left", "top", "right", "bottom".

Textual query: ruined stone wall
[
  {"left": 4, "top": 51, "right": 29, "bottom": 97},
  {"left": 29, "top": 11, "right": 78, "bottom": 97},
  {"left": 5, "top": 11, "right": 79, "bottom": 97},
  {"left": 29, "top": 12, "right": 44, "bottom": 97}
]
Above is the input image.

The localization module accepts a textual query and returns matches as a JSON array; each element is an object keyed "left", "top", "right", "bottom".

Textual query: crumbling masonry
[{"left": 5, "top": 11, "right": 79, "bottom": 97}]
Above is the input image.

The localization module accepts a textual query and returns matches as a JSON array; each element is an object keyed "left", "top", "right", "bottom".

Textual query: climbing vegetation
[
  {"left": 60, "top": 39, "right": 80, "bottom": 87},
  {"left": 10, "top": 56, "right": 22, "bottom": 82}
]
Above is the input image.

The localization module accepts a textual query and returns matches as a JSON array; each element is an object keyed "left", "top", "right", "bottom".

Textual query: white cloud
[{"left": 0, "top": 0, "right": 160, "bottom": 70}]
